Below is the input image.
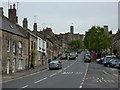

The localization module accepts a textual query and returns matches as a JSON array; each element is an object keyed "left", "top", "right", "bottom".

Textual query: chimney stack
[
  {"left": 23, "top": 18, "right": 28, "bottom": 29},
  {"left": 70, "top": 25, "right": 74, "bottom": 34},
  {"left": 8, "top": 4, "right": 18, "bottom": 23},
  {"left": 103, "top": 25, "right": 109, "bottom": 34},
  {"left": 0, "top": 7, "right": 3, "bottom": 16},
  {"left": 33, "top": 23, "right": 37, "bottom": 32}
]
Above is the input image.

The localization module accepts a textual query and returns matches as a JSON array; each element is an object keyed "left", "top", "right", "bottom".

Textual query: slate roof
[{"left": 0, "top": 16, "right": 27, "bottom": 38}]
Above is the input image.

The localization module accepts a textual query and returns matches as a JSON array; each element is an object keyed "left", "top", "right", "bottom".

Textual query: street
[{"left": 2, "top": 51, "right": 119, "bottom": 89}]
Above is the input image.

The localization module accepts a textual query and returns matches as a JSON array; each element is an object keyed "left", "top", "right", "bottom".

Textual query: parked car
[
  {"left": 96, "top": 57, "right": 104, "bottom": 64},
  {"left": 114, "top": 58, "right": 120, "bottom": 69},
  {"left": 49, "top": 61, "right": 62, "bottom": 70},
  {"left": 60, "top": 53, "right": 68, "bottom": 60},
  {"left": 69, "top": 52, "right": 76, "bottom": 60},
  {"left": 103, "top": 55, "right": 116, "bottom": 67},
  {"left": 109, "top": 59, "right": 118, "bottom": 68},
  {"left": 115, "top": 62, "right": 120, "bottom": 69},
  {"left": 77, "top": 50, "right": 82, "bottom": 54},
  {"left": 84, "top": 54, "right": 91, "bottom": 63}
]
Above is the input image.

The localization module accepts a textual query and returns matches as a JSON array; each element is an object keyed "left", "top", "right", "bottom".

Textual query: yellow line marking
[
  {"left": 3, "top": 60, "right": 68, "bottom": 83},
  {"left": 99, "top": 79, "right": 102, "bottom": 83},
  {"left": 111, "top": 80, "right": 115, "bottom": 83},
  {"left": 107, "top": 80, "right": 111, "bottom": 82},
  {"left": 3, "top": 68, "right": 48, "bottom": 83}
]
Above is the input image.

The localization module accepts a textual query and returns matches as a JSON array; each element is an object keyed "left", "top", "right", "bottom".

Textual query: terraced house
[
  {"left": 0, "top": 4, "right": 48, "bottom": 74},
  {"left": 0, "top": 4, "right": 69, "bottom": 75},
  {"left": 0, "top": 6, "right": 28, "bottom": 74},
  {"left": 112, "top": 29, "right": 120, "bottom": 58}
]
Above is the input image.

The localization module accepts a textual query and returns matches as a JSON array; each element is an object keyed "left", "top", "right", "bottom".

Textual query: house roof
[{"left": 1, "top": 16, "right": 27, "bottom": 38}]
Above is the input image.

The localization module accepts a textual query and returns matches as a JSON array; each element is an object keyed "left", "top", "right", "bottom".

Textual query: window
[
  {"left": 18, "top": 59, "right": 23, "bottom": 70},
  {"left": 31, "top": 41, "right": 33, "bottom": 50},
  {"left": 39, "top": 39, "right": 41, "bottom": 50},
  {"left": 13, "top": 41, "right": 16, "bottom": 53},
  {"left": 18, "top": 41, "right": 22, "bottom": 55},
  {"left": 7, "top": 40, "right": 10, "bottom": 52},
  {"left": 34, "top": 42, "right": 36, "bottom": 50}
]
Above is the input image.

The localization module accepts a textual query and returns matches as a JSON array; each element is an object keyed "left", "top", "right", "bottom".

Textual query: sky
[{"left": 1, "top": 1, "right": 118, "bottom": 35}]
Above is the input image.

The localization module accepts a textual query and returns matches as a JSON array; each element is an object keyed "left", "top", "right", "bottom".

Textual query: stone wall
[{"left": 2, "top": 31, "right": 28, "bottom": 74}]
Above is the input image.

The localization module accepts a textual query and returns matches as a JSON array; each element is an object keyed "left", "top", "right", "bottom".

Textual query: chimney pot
[
  {"left": 0, "top": 7, "right": 3, "bottom": 16},
  {"left": 13, "top": 4, "right": 15, "bottom": 9},
  {"left": 23, "top": 18, "right": 28, "bottom": 29},
  {"left": 10, "top": 5, "right": 12, "bottom": 9},
  {"left": 33, "top": 22, "right": 37, "bottom": 32}
]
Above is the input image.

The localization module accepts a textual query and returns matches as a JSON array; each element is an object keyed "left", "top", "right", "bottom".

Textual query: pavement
[
  {"left": 2, "top": 60, "right": 67, "bottom": 83},
  {"left": 2, "top": 64, "right": 48, "bottom": 83}
]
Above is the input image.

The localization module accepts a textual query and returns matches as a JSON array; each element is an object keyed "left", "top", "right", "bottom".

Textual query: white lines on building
[
  {"left": 49, "top": 73, "right": 56, "bottom": 77},
  {"left": 34, "top": 77, "right": 47, "bottom": 84}
]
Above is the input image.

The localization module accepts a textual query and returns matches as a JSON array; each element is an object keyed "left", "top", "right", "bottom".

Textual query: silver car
[{"left": 49, "top": 61, "right": 62, "bottom": 70}]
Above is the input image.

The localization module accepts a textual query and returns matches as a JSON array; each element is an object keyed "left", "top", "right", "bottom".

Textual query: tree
[
  {"left": 84, "top": 26, "right": 111, "bottom": 57},
  {"left": 68, "top": 40, "right": 84, "bottom": 51},
  {"left": 31, "top": 49, "right": 36, "bottom": 69}
]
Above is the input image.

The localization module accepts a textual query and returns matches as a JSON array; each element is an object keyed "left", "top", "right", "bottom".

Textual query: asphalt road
[{"left": 2, "top": 51, "right": 119, "bottom": 89}]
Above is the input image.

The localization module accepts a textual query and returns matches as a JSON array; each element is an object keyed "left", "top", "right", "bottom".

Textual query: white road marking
[
  {"left": 62, "top": 72, "right": 74, "bottom": 75},
  {"left": 113, "top": 74, "right": 118, "bottom": 77},
  {"left": 34, "top": 77, "right": 47, "bottom": 84},
  {"left": 110, "top": 68, "right": 116, "bottom": 71},
  {"left": 75, "top": 72, "right": 83, "bottom": 75},
  {"left": 50, "top": 73, "right": 56, "bottom": 77},
  {"left": 58, "top": 70, "right": 62, "bottom": 73},
  {"left": 79, "top": 63, "right": 89, "bottom": 88},
  {"left": 80, "top": 86, "right": 82, "bottom": 88},
  {"left": 103, "top": 70, "right": 108, "bottom": 75},
  {"left": 97, "top": 77, "right": 100, "bottom": 80},
  {"left": 21, "top": 85, "right": 28, "bottom": 88},
  {"left": 64, "top": 68, "right": 67, "bottom": 70}
]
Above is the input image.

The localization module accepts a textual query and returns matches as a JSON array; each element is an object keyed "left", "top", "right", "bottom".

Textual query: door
[
  {"left": 12, "top": 58, "right": 16, "bottom": 73},
  {"left": 7, "top": 60, "right": 10, "bottom": 74}
]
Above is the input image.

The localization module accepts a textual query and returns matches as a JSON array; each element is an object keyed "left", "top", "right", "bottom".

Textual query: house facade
[
  {"left": 112, "top": 29, "right": 120, "bottom": 58},
  {"left": 1, "top": 15, "right": 28, "bottom": 74}
]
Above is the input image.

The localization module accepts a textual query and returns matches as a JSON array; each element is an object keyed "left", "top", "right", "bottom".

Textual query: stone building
[
  {"left": 39, "top": 27, "right": 66, "bottom": 59},
  {"left": 112, "top": 29, "right": 120, "bottom": 58},
  {"left": 16, "top": 20, "right": 38, "bottom": 69},
  {"left": 0, "top": 5, "right": 28, "bottom": 74},
  {"left": 57, "top": 25, "right": 84, "bottom": 52},
  {"left": 32, "top": 22, "right": 47, "bottom": 65}
]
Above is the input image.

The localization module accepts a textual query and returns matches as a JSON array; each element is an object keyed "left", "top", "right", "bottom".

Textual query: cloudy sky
[{"left": 1, "top": 1, "right": 118, "bottom": 34}]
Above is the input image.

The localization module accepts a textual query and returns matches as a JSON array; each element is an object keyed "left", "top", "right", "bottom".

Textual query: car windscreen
[{"left": 50, "top": 61, "right": 59, "bottom": 64}]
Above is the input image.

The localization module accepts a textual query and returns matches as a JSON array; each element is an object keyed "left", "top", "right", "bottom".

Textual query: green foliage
[
  {"left": 31, "top": 49, "right": 36, "bottom": 65},
  {"left": 69, "top": 40, "right": 84, "bottom": 51},
  {"left": 84, "top": 26, "right": 111, "bottom": 51}
]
